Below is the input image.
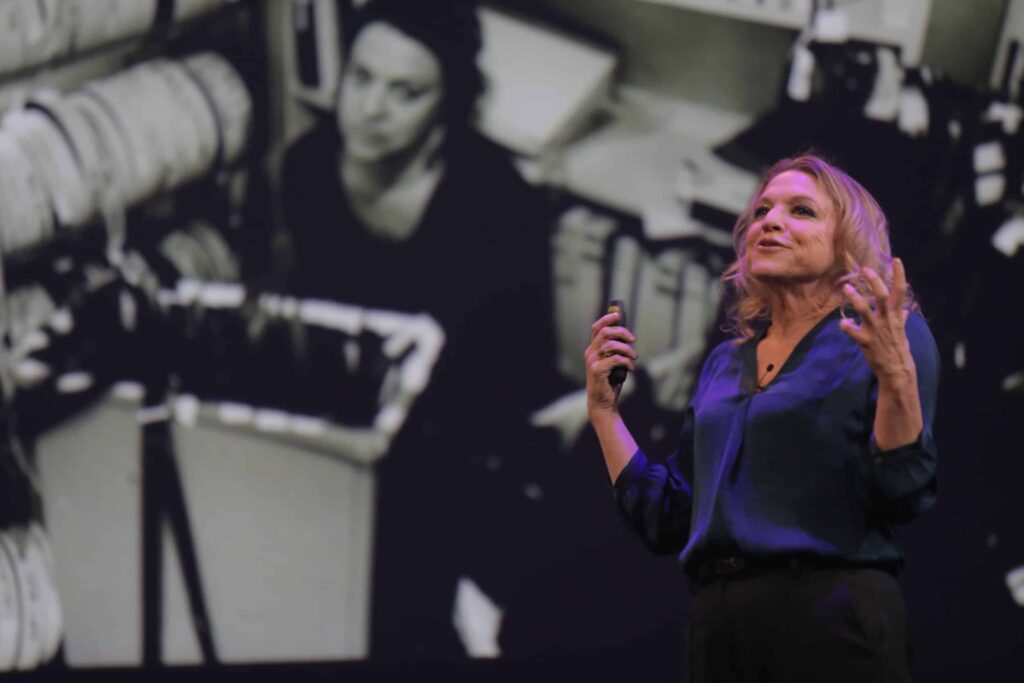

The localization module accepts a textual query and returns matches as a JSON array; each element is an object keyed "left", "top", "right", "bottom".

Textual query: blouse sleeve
[
  {"left": 866, "top": 311, "right": 941, "bottom": 524},
  {"left": 611, "top": 406, "right": 696, "bottom": 555}
]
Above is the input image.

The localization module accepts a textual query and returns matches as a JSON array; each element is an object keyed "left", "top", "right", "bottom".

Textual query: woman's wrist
[
  {"left": 876, "top": 363, "right": 917, "bottom": 392},
  {"left": 587, "top": 404, "right": 620, "bottom": 426}
]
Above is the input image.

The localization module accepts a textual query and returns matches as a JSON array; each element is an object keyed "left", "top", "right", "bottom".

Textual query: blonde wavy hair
[{"left": 722, "top": 154, "right": 918, "bottom": 339}]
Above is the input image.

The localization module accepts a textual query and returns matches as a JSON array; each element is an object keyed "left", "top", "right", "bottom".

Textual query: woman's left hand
[{"left": 839, "top": 258, "right": 916, "bottom": 384}]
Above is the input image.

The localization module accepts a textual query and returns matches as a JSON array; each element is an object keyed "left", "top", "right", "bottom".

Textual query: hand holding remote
[{"left": 606, "top": 299, "right": 629, "bottom": 386}]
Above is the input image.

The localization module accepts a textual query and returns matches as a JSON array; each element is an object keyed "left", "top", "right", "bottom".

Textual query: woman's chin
[
  {"left": 750, "top": 266, "right": 785, "bottom": 282},
  {"left": 343, "top": 141, "right": 390, "bottom": 164}
]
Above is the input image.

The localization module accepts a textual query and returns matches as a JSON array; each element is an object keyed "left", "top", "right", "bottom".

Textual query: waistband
[{"left": 692, "top": 554, "right": 900, "bottom": 587}]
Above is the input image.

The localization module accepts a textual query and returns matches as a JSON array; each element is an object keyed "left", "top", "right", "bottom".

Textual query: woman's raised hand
[
  {"left": 584, "top": 310, "right": 638, "bottom": 417},
  {"left": 839, "top": 258, "right": 916, "bottom": 384}
]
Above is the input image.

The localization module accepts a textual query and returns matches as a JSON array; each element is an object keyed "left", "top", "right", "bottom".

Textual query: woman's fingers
[
  {"left": 599, "top": 337, "right": 638, "bottom": 359},
  {"left": 842, "top": 282, "right": 872, "bottom": 322},
  {"left": 861, "top": 267, "right": 891, "bottom": 317},
  {"left": 841, "top": 260, "right": 915, "bottom": 380},
  {"left": 598, "top": 355, "right": 636, "bottom": 374},
  {"left": 587, "top": 313, "right": 635, "bottom": 356},
  {"left": 891, "top": 258, "right": 907, "bottom": 313},
  {"left": 846, "top": 262, "right": 907, "bottom": 330},
  {"left": 841, "top": 278, "right": 884, "bottom": 347},
  {"left": 590, "top": 310, "right": 629, "bottom": 340},
  {"left": 585, "top": 311, "right": 638, "bottom": 404},
  {"left": 586, "top": 340, "right": 638, "bottom": 372},
  {"left": 838, "top": 315, "right": 869, "bottom": 346}
]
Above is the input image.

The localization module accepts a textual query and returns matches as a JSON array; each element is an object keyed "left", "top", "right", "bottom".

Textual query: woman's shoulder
[
  {"left": 905, "top": 308, "right": 935, "bottom": 338},
  {"left": 446, "top": 131, "right": 532, "bottom": 194},
  {"left": 438, "top": 131, "right": 547, "bottom": 236},
  {"left": 905, "top": 308, "right": 941, "bottom": 375},
  {"left": 707, "top": 335, "right": 743, "bottom": 360},
  {"left": 447, "top": 129, "right": 510, "bottom": 164},
  {"left": 699, "top": 336, "right": 744, "bottom": 380}
]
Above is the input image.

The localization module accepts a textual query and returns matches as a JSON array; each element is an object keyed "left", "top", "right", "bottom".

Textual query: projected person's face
[{"left": 338, "top": 21, "right": 445, "bottom": 163}]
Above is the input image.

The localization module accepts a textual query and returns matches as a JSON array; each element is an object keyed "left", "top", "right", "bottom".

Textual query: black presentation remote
[{"left": 607, "top": 299, "right": 628, "bottom": 386}]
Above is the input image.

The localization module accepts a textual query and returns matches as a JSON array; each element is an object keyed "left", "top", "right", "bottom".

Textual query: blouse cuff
[
  {"left": 610, "top": 447, "right": 649, "bottom": 492},
  {"left": 868, "top": 431, "right": 926, "bottom": 466},
  {"left": 867, "top": 429, "right": 937, "bottom": 509}
]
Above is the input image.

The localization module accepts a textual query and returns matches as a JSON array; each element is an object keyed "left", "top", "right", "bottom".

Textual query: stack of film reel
[
  {"left": 0, "top": 2, "right": 249, "bottom": 669},
  {"left": 0, "top": 445, "right": 63, "bottom": 671},
  {"left": 0, "top": 0, "right": 234, "bottom": 76},
  {"left": 0, "top": 50, "right": 253, "bottom": 257},
  {"left": 156, "top": 218, "right": 241, "bottom": 284}
]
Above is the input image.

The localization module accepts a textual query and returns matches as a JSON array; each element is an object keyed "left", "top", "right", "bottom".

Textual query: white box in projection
[{"left": 476, "top": 7, "right": 617, "bottom": 157}]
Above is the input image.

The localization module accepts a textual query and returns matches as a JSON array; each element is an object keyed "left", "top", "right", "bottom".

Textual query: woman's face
[
  {"left": 338, "top": 22, "right": 444, "bottom": 163},
  {"left": 745, "top": 170, "right": 837, "bottom": 284}
]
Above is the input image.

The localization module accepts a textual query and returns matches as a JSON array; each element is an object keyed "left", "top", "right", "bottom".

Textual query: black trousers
[{"left": 687, "top": 566, "right": 911, "bottom": 683}]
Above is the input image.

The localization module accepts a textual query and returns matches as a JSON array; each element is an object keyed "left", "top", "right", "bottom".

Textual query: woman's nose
[
  {"left": 761, "top": 206, "right": 784, "bottom": 230},
  {"left": 360, "top": 84, "right": 387, "bottom": 118}
]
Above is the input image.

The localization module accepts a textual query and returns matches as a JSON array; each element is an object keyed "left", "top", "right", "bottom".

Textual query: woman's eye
[
  {"left": 392, "top": 84, "right": 426, "bottom": 103},
  {"left": 753, "top": 206, "right": 769, "bottom": 218},
  {"left": 793, "top": 204, "right": 815, "bottom": 217},
  {"left": 350, "top": 67, "right": 371, "bottom": 86}
]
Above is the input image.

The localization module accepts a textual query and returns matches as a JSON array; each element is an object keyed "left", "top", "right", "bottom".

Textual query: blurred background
[{"left": 0, "top": 0, "right": 1020, "bottom": 681}]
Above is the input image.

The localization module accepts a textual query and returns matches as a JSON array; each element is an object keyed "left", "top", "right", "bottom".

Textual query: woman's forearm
[
  {"left": 873, "top": 368, "right": 923, "bottom": 451},
  {"left": 590, "top": 409, "right": 640, "bottom": 485}
]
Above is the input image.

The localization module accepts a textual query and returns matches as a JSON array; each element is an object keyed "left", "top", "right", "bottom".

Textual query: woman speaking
[{"left": 586, "top": 154, "right": 939, "bottom": 682}]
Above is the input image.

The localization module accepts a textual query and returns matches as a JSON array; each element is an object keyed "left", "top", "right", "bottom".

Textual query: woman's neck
[
  {"left": 340, "top": 125, "right": 445, "bottom": 200},
  {"left": 765, "top": 284, "right": 841, "bottom": 339},
  {"left": 338, "top": 125, "right": 447, "bottom": 241}
]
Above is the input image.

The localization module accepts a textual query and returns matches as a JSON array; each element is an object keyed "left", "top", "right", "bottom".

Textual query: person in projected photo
[
  {"left": 280, "top": 0, "right": 559, "bottom": 662},
  {"left": 586, "top": 155, "right": 939, "bottom": 682}
]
